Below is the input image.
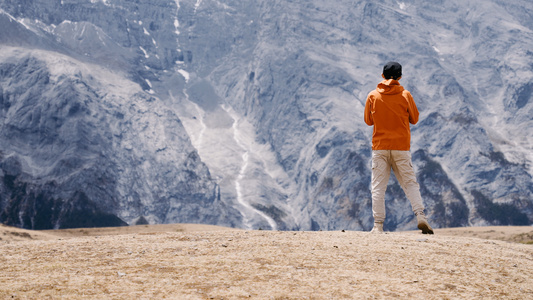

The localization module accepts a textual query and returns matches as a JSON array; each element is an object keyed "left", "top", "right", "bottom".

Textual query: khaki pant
[{"left": 371, "top": 150, "right": 424, "bottom": 223}]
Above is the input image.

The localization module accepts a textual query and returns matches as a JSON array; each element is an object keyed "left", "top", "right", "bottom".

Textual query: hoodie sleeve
[
  {"left": 364, "top": 93, "right": 374, "bottom": 126},
  {"left": 405, "top": 91, "right": 419, "bottom": 125}
]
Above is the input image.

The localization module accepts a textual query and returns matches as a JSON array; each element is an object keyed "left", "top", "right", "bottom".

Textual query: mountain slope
[
  {"left": 0, "top": 46, "right": 241, "bottom": 229},
  {"left": 190, "top": 0, "right": 533, "bottom": 230},
  {"left": 0, "top": 0, "right": 531, "bottom": 230}
]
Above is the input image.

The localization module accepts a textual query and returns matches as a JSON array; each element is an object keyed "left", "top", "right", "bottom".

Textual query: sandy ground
[
  {"left": 1, "top": 224, "right": 532, "bottom": 299},
  {"left": 433, "top": 226, "right": 533, "bottom": 244}
]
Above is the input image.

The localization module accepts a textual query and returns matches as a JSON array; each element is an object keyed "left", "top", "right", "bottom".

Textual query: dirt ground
[{"left": 1, "top": 224, "right": 532, "bottom": 299}]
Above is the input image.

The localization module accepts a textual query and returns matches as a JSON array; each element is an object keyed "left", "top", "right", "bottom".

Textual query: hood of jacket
[{"left": 376, "top": 79, "right": 404, "bottom": 95}]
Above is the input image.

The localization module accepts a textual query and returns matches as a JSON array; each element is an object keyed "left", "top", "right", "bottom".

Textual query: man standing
[{"left": 364, "top": 62, "right": 433, "bottom": 234}]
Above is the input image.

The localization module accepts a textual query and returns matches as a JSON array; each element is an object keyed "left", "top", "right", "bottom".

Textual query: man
[{"left": 364, "top": 61, "right": 433, "bottom": 234}]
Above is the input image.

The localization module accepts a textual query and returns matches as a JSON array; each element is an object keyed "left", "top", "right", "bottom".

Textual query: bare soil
[{"left": 1, "top": 224, "right": 532, "bottom": 299}]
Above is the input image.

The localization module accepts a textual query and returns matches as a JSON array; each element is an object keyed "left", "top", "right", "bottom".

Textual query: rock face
[
  {"left": 0, "top": 47, "right": 240, "bottom": 229},
  {"left": 0, "top": 0, "right": 531, "bottom": 230}
]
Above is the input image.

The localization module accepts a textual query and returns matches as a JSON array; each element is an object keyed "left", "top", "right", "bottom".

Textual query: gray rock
[{"left": 0, "top": 0, "right": 531, "bottom": 231}]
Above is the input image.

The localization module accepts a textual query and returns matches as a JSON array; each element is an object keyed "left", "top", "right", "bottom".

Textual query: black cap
[{"left": 383, "top": 61, "right": 402, "bottom": 79}]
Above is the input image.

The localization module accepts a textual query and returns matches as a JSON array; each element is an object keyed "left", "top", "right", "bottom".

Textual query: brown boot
[{"left": 416, "top": 212, "right": 434, "bottom": 234}]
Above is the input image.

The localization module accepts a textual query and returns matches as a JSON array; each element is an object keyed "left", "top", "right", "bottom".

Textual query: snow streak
[{"left": 223, "top": 105, "right": 278, "bottom": 230}]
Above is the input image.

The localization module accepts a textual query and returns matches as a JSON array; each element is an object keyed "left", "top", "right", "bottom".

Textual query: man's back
[{"left": 364, "top": 79, "right": 419, "bottom": 151}]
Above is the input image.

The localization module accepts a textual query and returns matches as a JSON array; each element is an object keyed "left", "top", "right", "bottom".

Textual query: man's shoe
[
  {"left": 416, "top": 212, "right": 434, "bottom": 234},
  {"left": 370, "top": 222, "right": 384, "bottom": 233}
]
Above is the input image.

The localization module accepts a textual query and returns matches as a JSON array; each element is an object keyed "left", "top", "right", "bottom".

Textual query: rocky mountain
[{"left": 0, "top": 0, "right": 531, "bottom": 230}]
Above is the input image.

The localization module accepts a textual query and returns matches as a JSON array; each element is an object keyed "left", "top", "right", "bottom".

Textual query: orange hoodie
[{"left": 364, "top": 79, "right": 419, "bottom": 151}]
